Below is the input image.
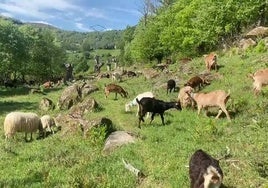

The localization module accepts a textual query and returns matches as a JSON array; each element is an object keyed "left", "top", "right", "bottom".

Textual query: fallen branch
[{"left": 122, "top": 158, "right": 146, "bottom": 181}]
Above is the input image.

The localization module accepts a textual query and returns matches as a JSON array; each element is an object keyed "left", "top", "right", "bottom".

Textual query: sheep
[
  {"left": 177, "top": 86, "right": 195, "bottom": 108},
  {"left": 136, "top": 97, "right": 182, "bottom": 128},
  {"left": 4, "top": 112, "right": 43, "bottom": 141},
  {"left": 167, "top": 79, "right": 176, "bottom": 94},
  {"left": 104, "top": 83, "right": 128, "bottom": 99},
  {"left": 125, "top": 91, "right": 154, "bottom": 117},
  {"left": 40, "top": 115, "right": 57, "bottom": 137},
  {"left": 184, "top": 76, "right": 210, "bottom": 91},
  {"left": 189, "top": 149, "right": 223, "bottom": 188},
  {"left": 186, "top": 89, "right": 231, "bottom": 120},
  {"left": 248, "top": 68, "right": 268, "bottom": 95},
  {"left": 204, "top": 53, "right": 217, "bottom": 72}
]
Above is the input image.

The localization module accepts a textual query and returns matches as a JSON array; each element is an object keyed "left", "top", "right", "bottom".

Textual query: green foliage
[{"left": 124, "top": 0, "right": 267, "bottom": 63}]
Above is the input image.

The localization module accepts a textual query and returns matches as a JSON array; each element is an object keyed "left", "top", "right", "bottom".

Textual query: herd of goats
[{"left": 3, "top": 51, "right": 268, "bottom": 188}]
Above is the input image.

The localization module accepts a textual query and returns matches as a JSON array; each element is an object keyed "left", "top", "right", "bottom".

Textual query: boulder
[
  {"left": 239, "top": 38, "right": 257, "bottom": 50},
  {"left": 80, "top": 83, "right": 99, "bottom": 98},
  {"left": 57, "top": 84, "right": 82, "bottom": 110},
  {"left": 39, "top": 97, "right": 55, "bottom": 111},
  {"left": 103, "top": 131, "right": 137, "bottom": 154},
  {"left": 246, "top": 26, "right": 268, "bottom": 38},
  {"left": 69, "top": 97, "right": 99, "bottom": 118}
]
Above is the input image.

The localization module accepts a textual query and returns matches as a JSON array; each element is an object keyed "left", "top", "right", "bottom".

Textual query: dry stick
[{"left": 122, "top": 158, "right": 146, "bottom": 180}]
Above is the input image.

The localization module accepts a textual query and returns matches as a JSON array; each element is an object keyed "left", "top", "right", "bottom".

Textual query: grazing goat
[
  {"left": 187, "top": 89, "right": 231, "bottom": 120},
  {"left": 204, "top": 53, "right": 217, "bottom": 72},
  {"left": 248, "top": 68, "right": 268, "bottom": 95},
  {"left": 136, "top": 97, "right": 181, "bottom": 128},
  {"left": 167, "top": 79, "right": 176, "bottom": 94},
  {"left": 184, "top": 76, "right": 210, "bottom": 91},
  {"left": 178, "top": 86, "right": 195, "bottom": 108},
  {"left": 104, "top": 83, "right": 128, "bottom": 99},
  {"left": 189, "top": 149, "right": 223, "bottom": 188}
]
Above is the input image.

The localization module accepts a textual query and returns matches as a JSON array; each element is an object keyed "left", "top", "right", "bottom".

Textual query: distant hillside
[{"left": 0, "top": 15, "right": 124, "bottom": 52}]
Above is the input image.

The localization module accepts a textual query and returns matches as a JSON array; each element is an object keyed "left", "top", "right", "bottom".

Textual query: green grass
[{"left": 0, "top": 52, "right": 268, "bottom": 187}]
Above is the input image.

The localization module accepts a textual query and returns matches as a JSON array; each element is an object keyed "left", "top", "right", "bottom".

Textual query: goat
[
  {"left": 248, "top": 68, "right": 268, "bottom": 95},
  {"left": 104, "top": 83, "right": 128, "bottom": 99},
  {"left": 43, "top": 81, "right": 53, "bottom": 89},
  {"left": 178, "top": 86, "right": 195, "bottom": 109},
  {"left": 189, "top": 149, "right": 223, "bottom": 188},
  {"left": 167, "top": 79, "right": 176, "bottom": 94},
  {"left": 136, "top": 97, "right": 181, "bottom": 128},
  {"left": 125, "top": 92, "right": 154, "bottom": 117},
  {"left": 184, "top": 76, "right": 210, "bottom": 91},
  {"left": 186, "top": 89, "right": 231, "bottom": 120},
  {"left": 204, "top": 53, "right": 217, "bottom": 72}
]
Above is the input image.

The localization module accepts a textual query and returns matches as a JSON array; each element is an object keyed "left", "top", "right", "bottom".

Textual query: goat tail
[{"left": 136, "top": 98, "right": 140, "bottom": 104}]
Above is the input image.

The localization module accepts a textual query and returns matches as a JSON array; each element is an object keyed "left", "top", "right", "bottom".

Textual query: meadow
[{"left": 0, "top": 52, "right": 268, "bottom": 188}]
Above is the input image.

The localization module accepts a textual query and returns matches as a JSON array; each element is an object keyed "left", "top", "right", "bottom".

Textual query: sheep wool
[
  {"left": 40, "top": 115, "right": 56, "bottom": 136},
  {"left": 4, "top": 112, "right": 43, "bottom": 140}
]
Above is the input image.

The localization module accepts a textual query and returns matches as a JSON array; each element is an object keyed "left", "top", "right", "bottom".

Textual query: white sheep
[
  {"left": 125, "top": 91, "right": 154, "bottom": 117},
  {"left": 4, "top": 112, "right": 43, "bottom": 141},
  {"left": 40, "top": 115, "right": 57, "bottom": 137}
]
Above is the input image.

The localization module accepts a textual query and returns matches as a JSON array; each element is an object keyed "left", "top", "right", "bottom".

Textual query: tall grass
[{"left": 0, "top": 52, "right": 268, "bottom": 187}]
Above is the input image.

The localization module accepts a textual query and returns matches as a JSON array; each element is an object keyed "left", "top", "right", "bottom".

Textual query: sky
[{"left": 0, "top": 0, "right": 143, "bottom": 32}]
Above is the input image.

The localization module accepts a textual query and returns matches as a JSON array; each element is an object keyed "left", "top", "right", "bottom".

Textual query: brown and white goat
[
  {"left": 178, "top": 86, "right": 195, "bottom": 109},
  {"left": 43, "top": 81, "right": 54, "bottom": 89},
  {"left": 189, "top": 149, "right": 223, "bottom": 188},
  {"left": 186, "top": 89, "right": 231, "bottom": 120},
  {"left": 184, "top": 76, "right": 210, "bottom": 91},
  {"left": 104, "top": 83, "right": 128, "bottom": 99},
  {"left": 248, "top": 68, "right": 268, "bottom": 95},
  {"left": 204, "top": 53, "right": 217, "bottom": 72}
]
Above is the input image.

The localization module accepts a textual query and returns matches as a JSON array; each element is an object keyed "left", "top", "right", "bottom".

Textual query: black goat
[
  {"left": 167, "top": 79, "right": 176, "bottom": 94},
  {"left": 189, "top": 149, "right": 223, "bottom": 188},
  {"left": 136, "top": 97, "right": 181, "bottom": 128}
]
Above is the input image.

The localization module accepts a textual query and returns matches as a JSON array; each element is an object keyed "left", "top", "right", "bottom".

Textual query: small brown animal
[
  {"left": 186, "top": 89, "right": 231, "bottom": 120},
  {"left": 184, "top": 76, "right": 210, "bottom": 91},
  {"left": 248, "top": 68, "right": 268, "bottom": 95},
  {"left": 204, "top": 53, "right": 217, "bottom": 72},
  {"left": 43, "top": 81, "right": 53, "bottom": 89},
  {"left": 104, "top": 83, "right": 128, "bottom": 99}
]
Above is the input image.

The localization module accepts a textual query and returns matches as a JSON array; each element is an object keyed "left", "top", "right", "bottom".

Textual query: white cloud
[
  {"left": 75, "top": 22, "right": 94, "bottom": 32},
  {"left": 85, "top": 8, "right": 106, "bottom": 19},
  {"left": 0, "top": 12, "right": 14, "bottom": 18}
]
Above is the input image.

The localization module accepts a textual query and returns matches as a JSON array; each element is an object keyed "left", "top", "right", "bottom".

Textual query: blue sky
[{"left": 0, "top": 0, "right": 143, "bottom": 32}]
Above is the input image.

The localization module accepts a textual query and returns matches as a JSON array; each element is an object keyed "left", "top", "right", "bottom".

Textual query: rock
[
  {"left": 239, "top": 38, "right": 257, "bottom": 50},
  {"left": 39, "top": 97, "right": 55, "bottom": 111},
  {"left": 246, "top": 26, "right": 268, "bottom": 38},
  {"left": 69, "top": 97, "right": 99, "bottom": 118},
  {"left": 103, "top": 131, "right": 137, "bottom": 153},
  {"left": 57, "top": 84, "right": 82, "bottom": 110}
]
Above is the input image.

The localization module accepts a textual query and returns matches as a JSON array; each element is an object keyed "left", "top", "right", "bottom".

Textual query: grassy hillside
[{"left": 0, "top": 51, "right": 268, "bottom": 187}]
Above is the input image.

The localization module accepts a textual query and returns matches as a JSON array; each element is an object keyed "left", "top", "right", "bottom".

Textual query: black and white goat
[
  {"left": 189, "top": 149, "right": 223, "bottom": 188},
  {"left": 136, "top": 97, "right": 181, "bottom": 128}
]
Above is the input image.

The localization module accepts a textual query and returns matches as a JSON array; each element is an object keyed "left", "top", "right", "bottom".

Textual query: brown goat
[
  {"left": 43, "top": 81, "right": 53, "bottom": 89},
  {"left": 178, "top": 86, "right": 195, "bottom": 109},
  {"left": 104, "top": 83, "right": 128, "bottom": 99},
  {"left": 187, "top": 89, "right": 231, "bottom": 120},
  {"left": 184, "top": 76, "right": 210, "bottom": 91},
  {"left": 248, "top": 68, "right": 268, "bottom": 95},
  {"left": 204, "top": 53, "right": 217, "bottom": 72}
]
